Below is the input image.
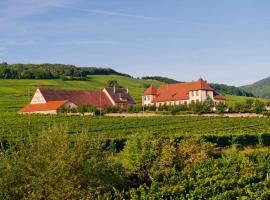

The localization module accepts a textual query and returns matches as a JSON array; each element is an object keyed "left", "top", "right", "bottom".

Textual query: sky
[{"left": 1, "top": 0, "right": 270, "bottom": 86}]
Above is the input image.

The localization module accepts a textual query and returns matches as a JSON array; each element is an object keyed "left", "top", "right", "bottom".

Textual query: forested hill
[
  {"left": 210, "top": 83, "right": 254, "bottom": 97},
  {"left": 240, "top": 76, "right": 270, "bottom": 98},
  {"left": 141, "top": 76, "right": 179, "bottom": 84},
  {"left": 0, "top": 62, "right": 131, "bottom": 79}
]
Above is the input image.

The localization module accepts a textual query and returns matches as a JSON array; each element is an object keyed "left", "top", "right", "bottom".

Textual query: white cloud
[{"left": 54, "top": 5, "right": 203, "bottom": 25}]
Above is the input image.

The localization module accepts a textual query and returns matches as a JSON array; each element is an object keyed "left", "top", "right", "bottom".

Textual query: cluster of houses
[{"left": 19, "top": 78, "right": 225, "bottom": 114}]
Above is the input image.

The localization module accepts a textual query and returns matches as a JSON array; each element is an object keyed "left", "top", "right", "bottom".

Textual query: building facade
[
  {"left": 19, "top": 87, "right": 135, "bottom": 114},
  {"left": 142, "top": 78, "right": 225, "bottom": 107}
]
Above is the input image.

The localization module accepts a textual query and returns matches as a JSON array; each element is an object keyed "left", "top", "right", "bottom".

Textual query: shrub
[
  {"left": 0, "top": 127, "right": 122, "bottom": 199},
  {"left": 215, "top": 102, "right": 228, "bottom": 114},
  {"left": 77, "top": 104, "right": 95, "bottom": 114}
]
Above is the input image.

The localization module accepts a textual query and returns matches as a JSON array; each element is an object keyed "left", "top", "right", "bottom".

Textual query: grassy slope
[
  {"left": 241, "top": 77, "right": 270, "bottom": 98},
  {"left": 0, "top": 75, "right": 162, "bottom": 112},
  {"left": 0, "top": 75, "right": 269, "bottom": 112},
  {"left": 225, "top": 95, "right": 269, "bottom": 107}
]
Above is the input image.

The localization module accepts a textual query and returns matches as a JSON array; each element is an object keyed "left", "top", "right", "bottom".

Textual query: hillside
[
  {"left": 0, "top": 75, "right": 162, "bottom": 112},
  {"left": 210, "top": 83, "right": 254, "bottom": 97},
  {"left": 241, "top": 76, "right": 270, "bottom": 98}
]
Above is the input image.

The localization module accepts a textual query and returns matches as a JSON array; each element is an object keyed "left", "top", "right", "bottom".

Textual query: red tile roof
[
  {"left": 19, "top": 101, "right": 66, "bottom": 113},
  {"left": 150, "top": 78, "right": 224, "bottom": 102},
  {"left": 144, "top": 85, "right": 157, "bottom": 95},
  {"left": 213, "top": 91, "right": 225, "bottom": 100},
  {"left": 195, "top": 78, "right": 214, "bottom": 91},
  {"left": 39, "top": 88, "right": 113, "bottom": 108}
]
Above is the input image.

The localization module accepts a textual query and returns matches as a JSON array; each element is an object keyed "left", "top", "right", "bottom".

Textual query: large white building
[{"left": 142, "top": 78, "right": 225, "bottom": 107}]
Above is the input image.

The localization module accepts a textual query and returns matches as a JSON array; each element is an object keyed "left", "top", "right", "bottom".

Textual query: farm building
[
  {"left": 19, "top": 87, "right": 135, "bottom": 114},
  {"left": 142, "top": 78, "right": 225, "bottom": 106}
]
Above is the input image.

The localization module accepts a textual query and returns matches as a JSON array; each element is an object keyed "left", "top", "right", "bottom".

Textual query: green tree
[
  {"left": 0, "top": 127, "right": 120, "bottom": 199},
  {"left": 107, "top": 79, "right": 120, "bottom": 88},
  {"left": 215, "top": 102, "right": 228, "bottom": 114}
]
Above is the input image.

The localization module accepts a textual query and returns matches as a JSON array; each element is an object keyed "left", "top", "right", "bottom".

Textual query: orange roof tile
[
  {"left": 213, "top": 92, "right": 225, "bottom": 100},
  {"left": 19, "top": 101, "right": 66, "bottom": 113},
  {"left": 152, "top": 78, "right": 219, "bottom": 102},
  {"left": 195, "top": 78, "right": 214, "bottom": 91},
  {"left": 143, "top": 85, "right": 157, "bottom": 95}
]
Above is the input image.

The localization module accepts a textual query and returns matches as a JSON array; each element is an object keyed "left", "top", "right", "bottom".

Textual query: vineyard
[
  {"left": 1, "top": 113, "right": 270, "bottom": 145},
  {"left": 1, "top": 78, "right": 270, "bottom": 199}
]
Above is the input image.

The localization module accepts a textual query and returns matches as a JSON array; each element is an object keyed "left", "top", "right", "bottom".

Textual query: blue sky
[{"left": 1, "top": 0, "right": 270, "bottom": 86}]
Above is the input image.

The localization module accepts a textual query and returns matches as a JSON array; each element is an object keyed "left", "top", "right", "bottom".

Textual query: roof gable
[
  {"left": 143, "top": 85, "right": 157, "bottom": 95},
  {"left": 105, "top": 88, "right": 135, "bottom": 104}
]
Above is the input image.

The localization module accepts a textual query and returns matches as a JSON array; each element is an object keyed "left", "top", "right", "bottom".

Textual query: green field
[
  {"left": 225, "top": 94, "right": 269, "bottom": 107},
  {"left": 0, "top": 76, "right": 162, "bottom": 112}
]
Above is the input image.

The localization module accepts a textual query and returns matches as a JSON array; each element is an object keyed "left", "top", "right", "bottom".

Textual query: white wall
[
  {"left": 30, "top": 89, "right": 47, "bottom": 104},
  {"left": 188, "top": 90, "right": 214, "bottom": 104},
  {"left": 63, "top": 102, "right": 77, "bottom": 109},
  {"left": 142, "top": 95, "right": 154, "bottom": 106},
  {"left": 19, "top": 110, "right": 58, "bottom": 114}
]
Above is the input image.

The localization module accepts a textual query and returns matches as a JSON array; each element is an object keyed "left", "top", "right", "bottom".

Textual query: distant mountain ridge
[{"left": 241, "top": 77, "right": 270, "bottom": 98}]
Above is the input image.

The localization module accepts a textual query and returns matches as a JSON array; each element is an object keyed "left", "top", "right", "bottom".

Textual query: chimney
[
  {"left": 126, "top": 87, "right": 129, "bottom": 94},
  {"left": 114, "top": 86, "right": 116, "bottom": 93}
]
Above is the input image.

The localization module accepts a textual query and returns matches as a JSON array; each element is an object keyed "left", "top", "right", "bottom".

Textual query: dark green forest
[
  {"left": 141, "top": 76, "right": 179, "bottom": 84},
  {"left": 0, "top": 62, "right": 131, "bottom": 79}
]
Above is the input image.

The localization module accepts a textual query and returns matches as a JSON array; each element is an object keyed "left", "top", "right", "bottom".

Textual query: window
[{"left": 196, "top": 91, "right": 199, "bottom": 96}]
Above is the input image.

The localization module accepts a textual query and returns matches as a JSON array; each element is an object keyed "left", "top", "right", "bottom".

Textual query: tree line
[
  {"left": 0, "top": 62, "right": 131, "bottom": 79},
  {"left": 141, "top": 76, "right": 179, "bottom": 84}
]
